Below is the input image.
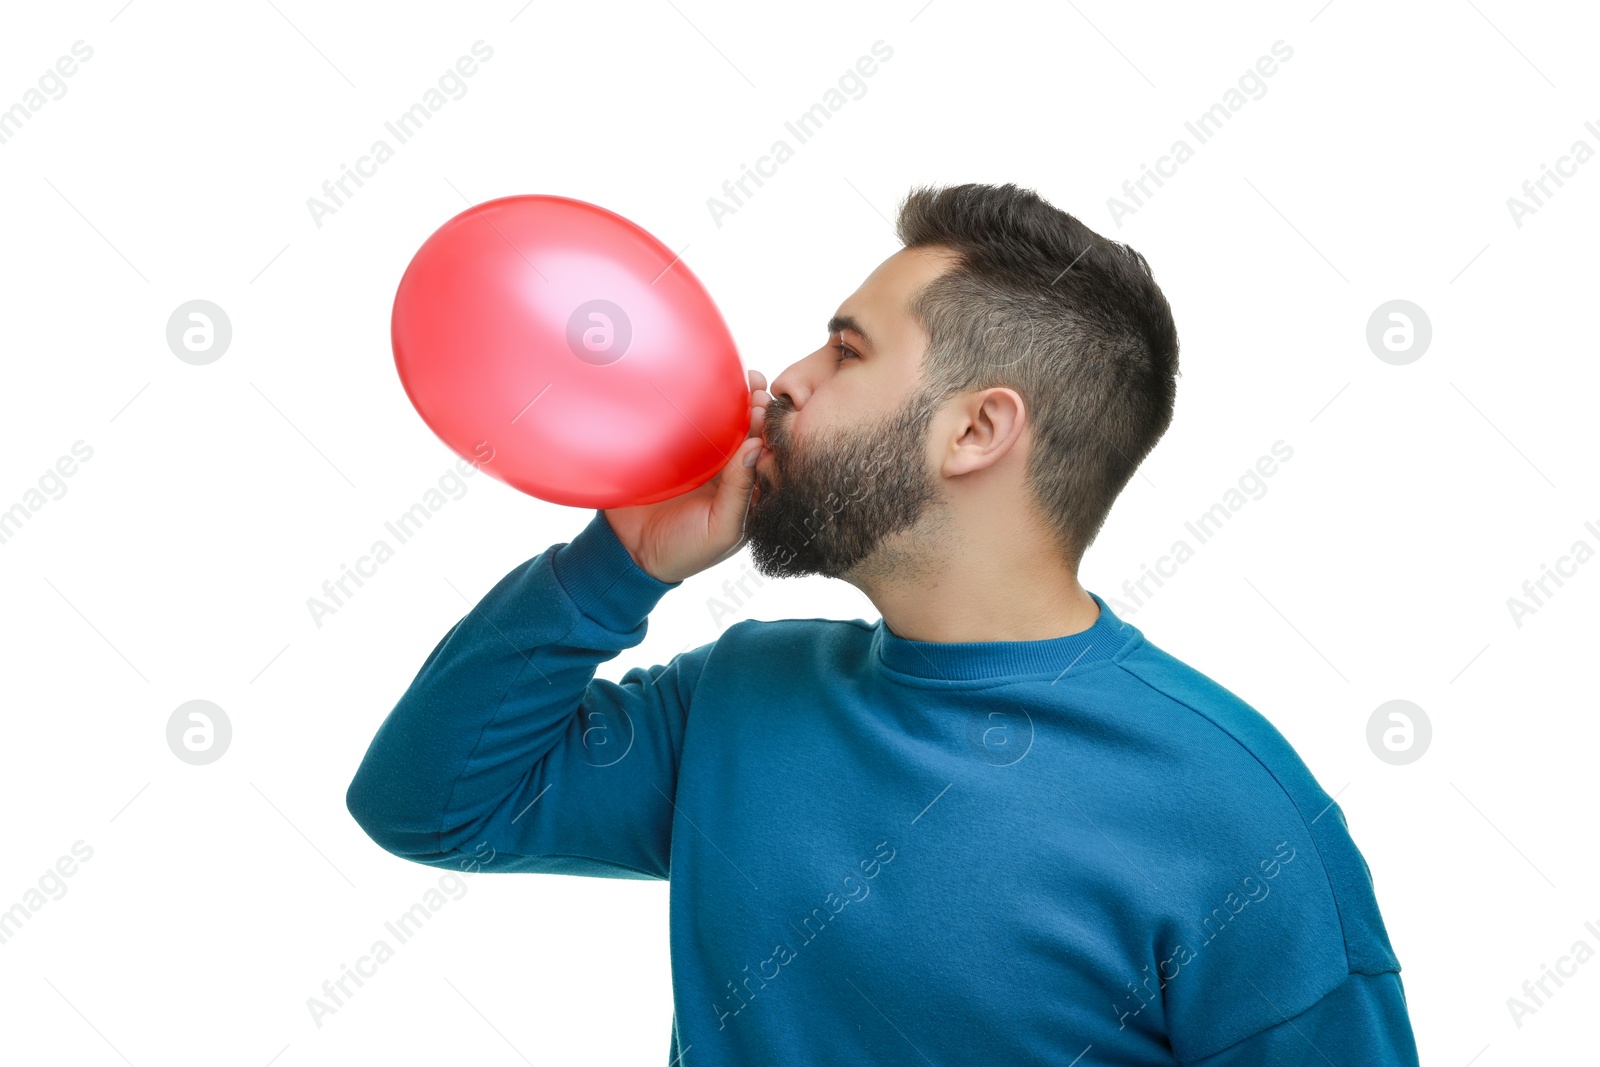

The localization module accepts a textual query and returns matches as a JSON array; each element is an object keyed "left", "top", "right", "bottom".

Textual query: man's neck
[{"left": 851, "top": 541, "right": 1101, "bottom": 645}]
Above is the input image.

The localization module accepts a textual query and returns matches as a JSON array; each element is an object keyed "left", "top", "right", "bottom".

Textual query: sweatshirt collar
[{"left": 872, "top": 591, "right": 1136, "bottom": 682}]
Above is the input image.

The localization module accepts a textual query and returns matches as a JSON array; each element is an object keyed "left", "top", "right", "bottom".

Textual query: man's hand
[{"left": 602, "top": 369, "right": 772, "bottom": 584}]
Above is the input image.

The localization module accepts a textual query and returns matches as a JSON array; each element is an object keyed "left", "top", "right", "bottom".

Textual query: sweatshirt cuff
[{"left": 551, "top": 510, "right": 681, "bottom": 632}]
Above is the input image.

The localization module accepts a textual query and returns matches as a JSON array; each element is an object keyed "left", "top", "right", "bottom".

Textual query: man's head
[{"left": 744, "top": 182, "right": 1179, "bottom": 584}]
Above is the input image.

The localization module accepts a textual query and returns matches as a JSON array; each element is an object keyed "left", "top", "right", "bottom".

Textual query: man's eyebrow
[{"left": 827, "top": 314, "right": 874, "bottom": 350}]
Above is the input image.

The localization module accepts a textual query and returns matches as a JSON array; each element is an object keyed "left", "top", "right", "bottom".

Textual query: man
[{"left": 347, "top": 183, "right": 1419, "bottom": 1065}]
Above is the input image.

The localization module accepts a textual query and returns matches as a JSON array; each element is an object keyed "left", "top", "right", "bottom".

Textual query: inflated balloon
[{"left": 391, "top": 194, "right": 748, "bottom": 509}]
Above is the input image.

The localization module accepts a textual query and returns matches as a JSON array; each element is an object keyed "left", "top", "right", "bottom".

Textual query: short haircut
[{"left": 895, "top": 182, "right": 1180, "bottom": 569}]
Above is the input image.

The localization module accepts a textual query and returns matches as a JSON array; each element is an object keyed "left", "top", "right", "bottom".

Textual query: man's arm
[
  {"left": 345, "top": 510, "right": 714, "bottom": 880},
  {"left": 1179, "top": 970, "right": 1419, "bottom": 1066}
]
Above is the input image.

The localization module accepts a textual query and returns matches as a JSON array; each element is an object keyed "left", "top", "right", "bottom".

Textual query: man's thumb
[{"left": 716, "top": 437, "right": 762, "bottom": 524}]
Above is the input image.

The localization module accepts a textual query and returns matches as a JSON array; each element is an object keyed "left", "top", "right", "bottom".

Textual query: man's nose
[{"left": 767, "top": 358, "right": 811, "bottom": 415}]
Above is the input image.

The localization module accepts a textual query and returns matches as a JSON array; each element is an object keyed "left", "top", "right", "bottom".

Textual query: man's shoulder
[
  {"left": 715, "top": 614, "right": 874, "bottom": 648},
  {"left": 1110, "top": 634, "right": 1335, "bottom": 817},
  {"left": 701, "top": 615, "right": 876, "bottom": 675},
  {"left": 1104, "top": 636, "right": 1404, "bottom": 1057},
  {"left": 1113, "top": 639, "right": 1401, "bottom": 940},
  {"left": 1112, "top": 634, "right": 1397, "bottom": 916}
]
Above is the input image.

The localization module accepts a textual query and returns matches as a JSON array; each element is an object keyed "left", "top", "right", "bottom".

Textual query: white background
[{"left": 1, "top": 0, "right": 1595, "bottom": 1063}]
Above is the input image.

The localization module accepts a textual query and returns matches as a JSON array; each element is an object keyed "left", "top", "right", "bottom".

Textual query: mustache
[{"left": 763, "top": 398, "right": 792, "bottom": 447}]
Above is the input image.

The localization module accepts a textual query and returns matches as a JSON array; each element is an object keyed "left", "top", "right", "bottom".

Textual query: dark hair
[{"left": 895, "top": 182, "right": 1180, "bottom": 569}]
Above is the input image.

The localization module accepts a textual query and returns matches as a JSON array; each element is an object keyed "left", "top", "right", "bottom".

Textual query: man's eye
[{"left": 833, "top": 344, "right": 859, "bottom": 363}]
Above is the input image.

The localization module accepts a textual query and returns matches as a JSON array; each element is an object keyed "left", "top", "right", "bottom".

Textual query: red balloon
[{"left": 391, "top": 194, "right": 748, "bottom": 509}]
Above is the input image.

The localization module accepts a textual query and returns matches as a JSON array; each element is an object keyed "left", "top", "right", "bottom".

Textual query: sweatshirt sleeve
[
  {"left": 345, "top": 509, "right": 714, "bottom": 881},
  {"left": 1179, "top": 970, "right": 1419, "bottom": 1066}
]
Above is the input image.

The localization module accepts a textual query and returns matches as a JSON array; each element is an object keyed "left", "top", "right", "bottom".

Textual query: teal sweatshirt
[{"left": 346, "top": 510, "right": 1420, "bottom": 1065}]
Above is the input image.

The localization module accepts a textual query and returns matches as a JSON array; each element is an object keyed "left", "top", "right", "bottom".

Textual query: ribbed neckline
[{"left": 872, "top": 591, "right": 1137, "bottom": 682}]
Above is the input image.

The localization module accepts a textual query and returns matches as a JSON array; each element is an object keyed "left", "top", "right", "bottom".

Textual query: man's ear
[{"left": 942, "top": 387, "right": 1026, "bottom": 477}]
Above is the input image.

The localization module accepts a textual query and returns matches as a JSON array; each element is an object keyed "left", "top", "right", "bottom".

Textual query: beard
[{"left": 744, "top": 386, "right": 948, "bottom": 580}]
